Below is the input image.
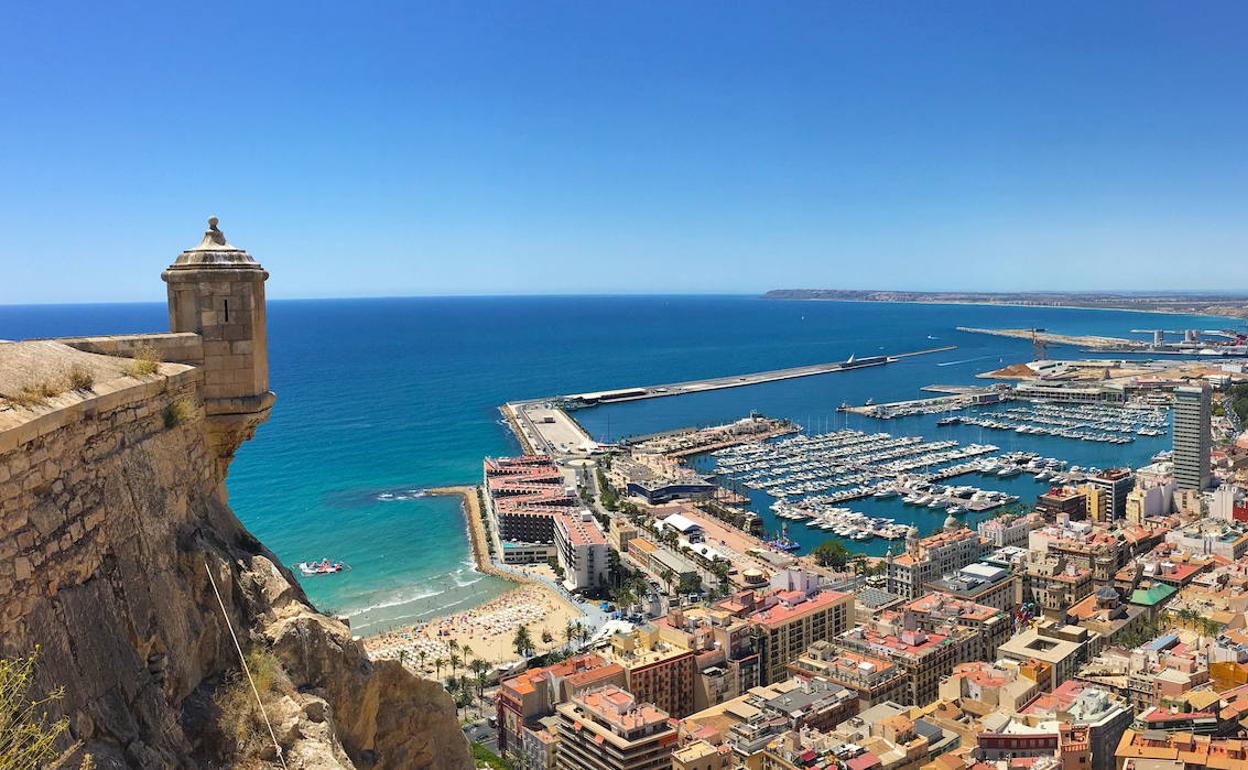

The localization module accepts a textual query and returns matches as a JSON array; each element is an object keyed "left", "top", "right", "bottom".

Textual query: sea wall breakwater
[{"left": 2, "top": 295, "right": 1233, "bottom": 631}]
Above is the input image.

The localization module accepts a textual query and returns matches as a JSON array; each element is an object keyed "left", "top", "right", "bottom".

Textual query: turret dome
[{"left": 166, "top": 216, "right": 263, "bottom": 271}]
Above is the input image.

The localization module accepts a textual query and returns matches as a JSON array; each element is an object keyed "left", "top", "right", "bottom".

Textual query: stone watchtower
[{"left": 163, "top": 217, "right": 276, "bottom": 473}]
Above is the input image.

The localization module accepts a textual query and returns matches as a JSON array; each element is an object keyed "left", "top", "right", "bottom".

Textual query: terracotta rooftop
[
  {"left": 905, "top": 592, "right": 1001, "bottom": 622},
  {"left": 1116, "top": 729, "right": 1248, "bottom": 769},
  {"left": 748, "top": 589, "right": 849, "bottom": 628},
  {"left": 843, "top": 625, "right": 953, "bottom": 658},
  {"left": 501, "top": 653, "right": 619, "bottom": 697},
  {"left": 920, "top": 528, "right": 980, "bottom": 550},
  {"left": 576, "top": 685, "right": 670, "bottom": 733}
]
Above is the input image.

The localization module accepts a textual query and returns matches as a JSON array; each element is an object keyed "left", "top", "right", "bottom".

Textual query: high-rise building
[
  {"left": 555, "top": 687, "right": 676, "bottom": 770},
  {"left": 1173, "top": 385, "right": 1211, "bottom": 491},
  {"left": 747, "top": 589, "right": 853, "bottom": 685},
  {"left": 1084, "top": 469, "right": 1134, "bottom": 521},
  {"left": 599, "top": 624, "right": 697, "bottom": 718},
  {"left": 496, "top": 654, "right": 626, "bottom": 754},
  {"left": 554, "top": 511, "right": 610, "bottom": 590}
]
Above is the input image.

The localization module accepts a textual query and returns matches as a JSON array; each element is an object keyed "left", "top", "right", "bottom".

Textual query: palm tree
[
  {"left": 449, "top": 653, "right": 462, "bottom": 679},
  {"left": 417, "top": 650, "right": 427, "bottom": 673},
  {"left": 608, "top": 549, "right": 623, "bottom": 586},
  {"left": 448, "top": 639, "right": 461, "bottom": 658},
  {"left": 470, "top": 659, "right": 490, "bottom": 700},
  {"left": 461, "top": 644, "right": 474, "bottom": 662},
  {"left": 475, "top": 670, "right": 489, "bottom": 708},
  {"left": 1176, "top": 608, "right": 1197, "bottom": 629},
  {"left": 398, "top": 649, "right": 409, "bottom": 669},
  {"left": 446, "top": 677, "right": 463, "bottom": 718},
  {"left": 433, "top": 656, "right": 445, "bottom": 681},
  {"left": 660, "top": 567, "right": 677, "bottom": 595},
  {"left": 513, "top": 625, "right": 533, "bottom": 658},
  {"left": 613, "top": 586, "right": 635, "bottom": 613},
  {"left": 565, "top": 619, "right": 578, "bottom": 644}
]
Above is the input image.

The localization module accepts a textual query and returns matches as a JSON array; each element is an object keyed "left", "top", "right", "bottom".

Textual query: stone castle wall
[
  {"left": 0, "top": 366, "right": 205, "bottom": 636},
  {"left": 0, "top": 341, "right": 471, "bottom": 769},
  {"left": 54, "top": 332, "right": 205, "bottom": 366}
]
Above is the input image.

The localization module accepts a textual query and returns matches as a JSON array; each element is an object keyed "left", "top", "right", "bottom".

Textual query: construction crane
[{"left": 1029, "top": 328, "right": 1047, "bottom": 361}]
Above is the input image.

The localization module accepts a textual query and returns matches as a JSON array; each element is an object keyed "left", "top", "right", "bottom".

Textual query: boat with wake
[{"left": 296, "top": 559, "right": 351, "bottom": 576}]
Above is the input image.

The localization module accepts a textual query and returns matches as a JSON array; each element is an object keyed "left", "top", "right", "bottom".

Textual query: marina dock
[
  {"left": 840, "top": 387, "right": 1004, "bottom": 417},
  {"left": 708, "top": 428, "right": 1034, "bottom": 541}
]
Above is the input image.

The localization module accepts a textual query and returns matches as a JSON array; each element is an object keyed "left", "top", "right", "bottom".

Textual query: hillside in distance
[{"left": 764, "top": 289, "right": 1248, "bottom": 318}]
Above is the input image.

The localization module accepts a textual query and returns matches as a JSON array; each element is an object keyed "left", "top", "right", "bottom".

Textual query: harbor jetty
[
  {"left": 955, "top": 326, "right": 1144, "bottom": 350},
  {"left": 555, "top": 345, "right": 957, "bottom": 407},
  {"left": 503, "top": 345, "right": 956, "bottom": 457}
]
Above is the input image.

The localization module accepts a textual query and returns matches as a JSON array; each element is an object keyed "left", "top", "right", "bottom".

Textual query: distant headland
[{"left": 764, "top": 289, "right": 1248, "bottom": 318}]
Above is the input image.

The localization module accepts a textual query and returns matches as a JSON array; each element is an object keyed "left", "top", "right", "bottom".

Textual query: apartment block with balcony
[
  {"left": 900, "top": 592, "right": 1012, "bottom": 662},
  {"left": 598, "top": 624, "right": 697, "bottom": 718},
  {"left": 886, "top": 528, "right": 988, "bottom": 600},
  {"left": 555, "top": 687, "right": 677, "bottom": 770},
  {"left": 747, "top": 589, "right": 853, "bottom": 685},
  {"left": 788, "top": 639, "right": 909, "bottom": 709},
  {"left": 835, "top": 620, "right": 976, "bottom": 707},
  {"left": 497, "top": 653, "right": 627, "bottom": 754},
  {"left": 554, "top": 510, "right": 609, "bottom": 591}
]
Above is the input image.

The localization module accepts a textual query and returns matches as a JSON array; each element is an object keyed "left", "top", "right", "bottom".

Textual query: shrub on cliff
[
  {"left": 1, "top": 380, "right": 66, "bottom": 409},
  {"left": 0, "top": 367, "right": 96, "bottom": 408},
  {"left": 0, "top": 649, "right": 68, "bottom": 770},
  {"left": 123, "top": 344, "right": 161, "bottom": 378},
  {"left": 211, "top": 648, "right": 292, "bottom": 766},
  {"left": 66, "top": 366, "right": 94, "bottom": 391},
  {"left": 163, "top": 398, "right": 194, "bottom": 428}
]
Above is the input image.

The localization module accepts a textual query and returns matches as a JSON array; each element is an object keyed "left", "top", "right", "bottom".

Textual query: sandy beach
[
  {"left": 363, "top": 485, "right": 587, "bottom": 675},
  {"left": 363, "top": 583, "right": 583, "bottom": 674}
]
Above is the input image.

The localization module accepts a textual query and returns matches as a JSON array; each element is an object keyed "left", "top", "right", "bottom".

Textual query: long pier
[
  {"left": 503, "top": 345, "right": 957, "bottom": 456},
  {"left": 552, "top": 345, "right": 958, "bottom": 408},
  {"left": 955, "top": 327, "right": 1143, "bottom": 350}
]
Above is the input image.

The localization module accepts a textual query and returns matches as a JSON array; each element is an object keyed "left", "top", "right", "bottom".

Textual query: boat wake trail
[
  {"left": 375, "top": 488, "right": 427, "bottom": 502},
  {"left": 937, "top": 355, "right": 997, "bottom": 367}
]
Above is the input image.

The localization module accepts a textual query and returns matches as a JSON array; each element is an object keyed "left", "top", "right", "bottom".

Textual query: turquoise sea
[{"left": 4, "top": 296, "right": 1239, "bottom": 634}]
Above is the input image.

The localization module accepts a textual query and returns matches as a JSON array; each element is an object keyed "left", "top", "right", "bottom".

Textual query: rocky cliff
[{"left": 0, "top": 341, "right": 472, "bottom": 770}]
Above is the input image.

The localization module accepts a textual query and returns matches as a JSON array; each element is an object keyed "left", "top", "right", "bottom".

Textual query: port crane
[{"left": 1029, "top": 328, "right": 1047, "bottom": 361}]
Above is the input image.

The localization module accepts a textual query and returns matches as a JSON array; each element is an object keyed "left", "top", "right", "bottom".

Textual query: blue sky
[{"left": 3, "top": 2, "right": 1246, "bottom": 303}]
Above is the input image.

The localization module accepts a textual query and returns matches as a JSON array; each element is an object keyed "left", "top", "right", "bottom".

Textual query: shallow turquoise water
[{"left": 4, "top": 296, "right": 1238, "bottom": 631}]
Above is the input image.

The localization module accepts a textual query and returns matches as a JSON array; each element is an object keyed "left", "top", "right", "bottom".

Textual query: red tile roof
[{"left": 749, "top": 590, "right": 850, "bottom": 628}]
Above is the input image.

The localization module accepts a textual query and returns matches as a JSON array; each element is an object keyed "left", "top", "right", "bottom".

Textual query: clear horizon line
[{"left": 6, "top": 286, "right": 1248, "bottom": 308}]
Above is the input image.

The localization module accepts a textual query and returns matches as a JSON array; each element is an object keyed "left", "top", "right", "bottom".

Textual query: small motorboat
[{"left": 297, "top": 559, "right": 350, "bottom": 576}]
